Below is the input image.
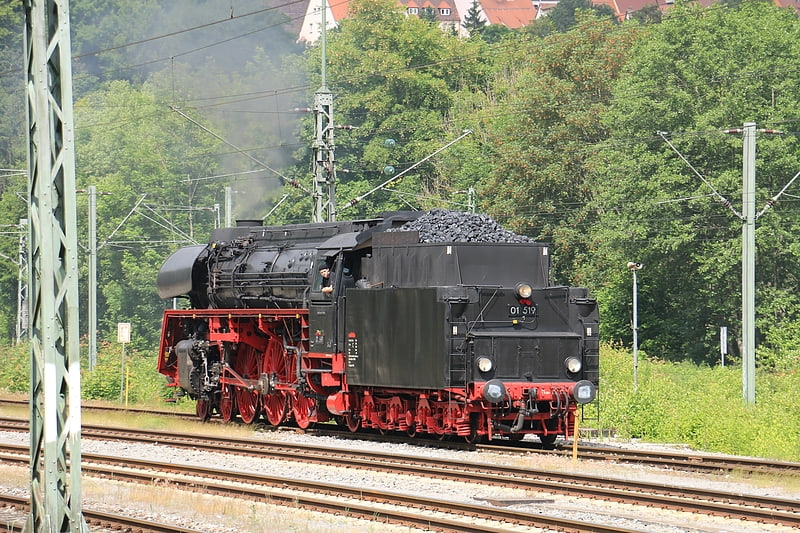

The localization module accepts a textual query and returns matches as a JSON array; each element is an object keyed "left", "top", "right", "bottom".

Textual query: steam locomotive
[{"left": 156, "top": 210, "right": 599, "bottom": 443}]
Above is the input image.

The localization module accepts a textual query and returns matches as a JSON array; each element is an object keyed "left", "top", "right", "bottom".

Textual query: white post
[{"left": 627, "top": 262, "right": 643, "bottom": 392}]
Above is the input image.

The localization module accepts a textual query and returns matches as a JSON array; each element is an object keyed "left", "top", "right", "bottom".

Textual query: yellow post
[{"left": 572, "top": 415, "right": 580, "bottom": 461}]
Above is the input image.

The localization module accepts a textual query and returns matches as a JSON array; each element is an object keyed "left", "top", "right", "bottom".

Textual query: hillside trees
[
  {"left": 476, "top": 16, "right": 638, "bottom": 282},
  {"left": 588, "top": 0, "right": 800, "bottom": 364},
  {"left": 0, "top": 3, "right": 24, "bottom": 166},
  {"left": 288, "top": 0, "right": 493, "bottom": 222},
  {"left": 74, "top": 80, "right": 222, "bottom": 348},
  {"left": 0, "top": 5, "right": 31, "bottom": 341}
]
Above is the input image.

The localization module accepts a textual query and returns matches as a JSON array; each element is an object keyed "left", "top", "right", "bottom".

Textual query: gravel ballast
[{"left": 0, "top": 428, "right": 797, "bottom": 533}]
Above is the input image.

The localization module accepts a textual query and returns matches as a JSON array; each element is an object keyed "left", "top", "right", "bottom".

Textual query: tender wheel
[
  {"left": 539, "top": 434, "right": 557, "bottom": 447},
  {"left": 263, "top": 392, "right": 288, "bottom": 427},
  {"left": 345, "top": 412, "right": 361, "bottom": 433},
  {"left": 237, "top": 388, "right": 260, "bottom": 424},
  {"left": 292, "top": 394, "right": 316, "bottom": 429},
  {"left": 220, "top": 385, "right": 237, "bottom": 423},
  {"left": 196, "top": 399, "right": 211, "bottom": 421}
]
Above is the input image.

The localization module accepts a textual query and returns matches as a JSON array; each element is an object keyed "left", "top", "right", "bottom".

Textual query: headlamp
[
  {"left": 515, "top": 283, "right": 533, "bottom": 299},
  {"left": 565, "top": 356, "right": 582, "bottom": 374}
]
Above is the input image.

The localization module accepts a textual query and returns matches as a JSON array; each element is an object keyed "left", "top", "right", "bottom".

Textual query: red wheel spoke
[
  {"left": 292, "top": 394, "right": 316, "bottom": 429},
  {"left": 263, "top": 392, "right": 288, "bottom": 427},
  {"left": 196, "top": 399, "right": 211, "bottom": 421},
  {"left": 237, "top": 388, "right": 260, "bottom": 424},
  {"left": 220, "top": 385, "right": 237, "bottom": 423}
]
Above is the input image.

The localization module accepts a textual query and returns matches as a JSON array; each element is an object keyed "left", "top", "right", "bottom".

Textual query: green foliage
[
  {"left": 0, "top": 3, "right": 25, "bottom": 166},
  {"left": 0, "top": 342, "right": 29, "bottom": 393},
  {"left": 479, "top": 16, "right": 638, "bottom": 282},
  {"left": 0, "top": 341, "right": 168, "bottom": 404},
  {"left": 594, "top": 345, "right": 800, "bottom": 461},
  {"left": 589, "top": 0, "right": 800, "bottom": 363}
]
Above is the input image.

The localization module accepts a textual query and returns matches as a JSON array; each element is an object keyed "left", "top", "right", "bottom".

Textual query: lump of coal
[{"left": 387, "top": 209, "right": 533, "bottom": 243}]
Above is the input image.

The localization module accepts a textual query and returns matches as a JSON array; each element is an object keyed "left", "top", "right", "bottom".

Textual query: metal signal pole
[
  {"left": 23, "top": 0, "right": 87, "bottom": 530},
  {"left": 311, "top": 0, "right": 336, "bottom": 223},
  {"left": 724, "top": 122, "right": 784, "bottom": 405},
  {"left": 662, "top": 125, "right": 786, "bottom": 406},
  {"left": 16, "top": 218, "right": 28, "bottom": 344},
  {"left": 741, "top": 122, "right": 756, "bottom": 405}
]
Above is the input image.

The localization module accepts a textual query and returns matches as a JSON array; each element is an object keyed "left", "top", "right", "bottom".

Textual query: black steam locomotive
[{"left": 156, "top": 210, "right": 599, "bottom": 443}]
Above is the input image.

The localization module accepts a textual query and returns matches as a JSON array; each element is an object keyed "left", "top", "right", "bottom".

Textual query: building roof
[
  {"left": 772, "top": 0, "right": 800, "bottom": 14},
  {"left": 299, "top": 0, "right": 786, "bottom": 43},
  {"left": 479, "top": 0, "right": 538, "bottom": 26}
]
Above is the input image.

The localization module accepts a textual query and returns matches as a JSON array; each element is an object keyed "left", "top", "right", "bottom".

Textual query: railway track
[
  {"left": 550, "top": 442, "right": 800, "bottom": 474},
  {"left": 0, "top": 417, "right": 797, "bottom": 530},
  {"left": 0, "top": 442, "right": 639, "bottom": 533},
  {"left": 2, "top": 397, "right": 797, "bottom": 476},
  {"left": 0, "top": 492, "right": 207, "bottom": 532}
]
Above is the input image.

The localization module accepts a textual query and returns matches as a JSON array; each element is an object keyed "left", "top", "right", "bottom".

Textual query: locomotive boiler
[{"left": 156, "top": 210, "right": 599, "bottom": 443}]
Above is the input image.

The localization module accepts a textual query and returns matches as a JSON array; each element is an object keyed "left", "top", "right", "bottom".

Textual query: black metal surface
[
  {"left": 156, "top": 245, "right": 206, "bottom": 299},
  {"left": 345, "top": 288, "right": 447, "bottom": 388}
]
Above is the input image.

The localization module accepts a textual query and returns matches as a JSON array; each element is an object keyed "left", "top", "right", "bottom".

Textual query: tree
[
  {"left": 477, "top": 16, "right": 637, "bottom": 282},
  {"left": 290, "top": 0, "right": 493, "bottom": 222},
  {"left": 588, "top": 0, "right": 800, "bottom": 363},
  {"left": 75, "top": 80, "right": 222, "bottom": 348},
  {"left": 0, "top": 3, "right": 25, "bottom": 166},
  {"left": 462, "top": 0, "right": 487, "bottom": 37},
  {"left": 546, "top": 0, "right": 616, "bottom": 33},
  {"left": 481, "top": 24, "right": 514, "bottom": 43}
]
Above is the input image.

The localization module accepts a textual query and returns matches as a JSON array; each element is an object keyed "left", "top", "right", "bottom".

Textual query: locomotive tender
[{"left": 156, "top": 210, "right": 599, "bottom": 442}]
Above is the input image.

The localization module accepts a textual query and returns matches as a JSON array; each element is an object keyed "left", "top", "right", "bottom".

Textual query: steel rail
[{"left": 0, "top": 447, "right": 638, "bottom": 533}]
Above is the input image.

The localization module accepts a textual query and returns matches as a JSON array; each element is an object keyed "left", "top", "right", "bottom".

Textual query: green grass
[
  {"left": 590, "top": 345, "right": 800, "bottom": 461},
  {"left": 1, "top": 341, "right": 798, "bottom": 461}
]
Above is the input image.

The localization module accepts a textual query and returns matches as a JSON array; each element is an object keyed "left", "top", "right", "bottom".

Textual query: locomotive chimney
[{"left": 236, "top": 219, "right": 263, "bottom": 227}]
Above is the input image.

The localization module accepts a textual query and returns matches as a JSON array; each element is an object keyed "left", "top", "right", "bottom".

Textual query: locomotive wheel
[
  {"left": 195, "top": 399, "right": 211, "bottom": 422},
  {"left": 220, "top": 385, "right": 237, "bottom": 423},
  {"left": 539, "top": 434, "right": 557, "bottom": 447},
  {"left": 343, "top": 412, "right": 361, "bottom": 432},
  {"left": 237, "top": 388, "right": 260, "bottom": 424},
  {"left": 292, "top": 395, "right": 316, "bottom": 429},
  {"left": 263, "top": 392, "right": 288, "bottom": 427}
]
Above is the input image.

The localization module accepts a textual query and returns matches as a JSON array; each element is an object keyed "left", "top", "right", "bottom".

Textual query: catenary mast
[
  {"left": 23, "top": 0, "right": 87, "bottom": 530},
  {"left": 311, "top": 0, "right": 336, "bottom": 222}
]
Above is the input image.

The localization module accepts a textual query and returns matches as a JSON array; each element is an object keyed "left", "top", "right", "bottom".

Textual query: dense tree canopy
[
  {"left": 477, "top": 15, "right": 638, "bottom": 280},
  {"left": 0, "top": 0, "right": 798, "bottom": 373},
  {"left": 588, "top": 1, "right": 800, "bottom": 364}
]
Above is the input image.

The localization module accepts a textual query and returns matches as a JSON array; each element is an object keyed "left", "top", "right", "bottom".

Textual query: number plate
[{"left": 508, "top": 304, "right": 537, "bottom": 317}]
